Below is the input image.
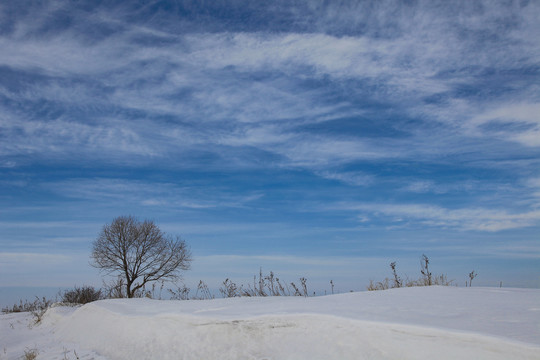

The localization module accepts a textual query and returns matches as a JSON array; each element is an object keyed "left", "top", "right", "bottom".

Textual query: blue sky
[{"left": 1, "top": 0, "right": 539, "bottom": 300}]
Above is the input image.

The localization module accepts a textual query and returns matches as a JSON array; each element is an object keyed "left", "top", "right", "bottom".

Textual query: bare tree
[{"left": 91, "top": 216, "right": 191, "bottom": 298}]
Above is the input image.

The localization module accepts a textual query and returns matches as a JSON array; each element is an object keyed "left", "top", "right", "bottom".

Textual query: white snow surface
[{"left": 1, "top": 286, "right": 539, "bottom": 359}]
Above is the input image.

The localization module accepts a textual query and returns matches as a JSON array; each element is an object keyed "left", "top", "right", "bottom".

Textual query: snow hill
[{"left": 1, "top": 286, "right": 539, "bottom": 359}]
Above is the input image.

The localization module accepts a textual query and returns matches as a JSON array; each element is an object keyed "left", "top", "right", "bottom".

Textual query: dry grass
[
  {"left": 367, "top": 255, "right": 454, "bottom": 291},
  {"left": 23, "top": 348, "right": 38, "bottom": 360}
]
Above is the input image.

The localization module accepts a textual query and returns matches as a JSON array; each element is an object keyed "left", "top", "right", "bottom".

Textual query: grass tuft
[{"left": 23, "top": 348, "right": 38, "bottom": 360}]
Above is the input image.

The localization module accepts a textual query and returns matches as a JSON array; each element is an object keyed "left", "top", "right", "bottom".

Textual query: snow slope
[{"left": 2, "top": 287, "right": 539, "bottom": 359}]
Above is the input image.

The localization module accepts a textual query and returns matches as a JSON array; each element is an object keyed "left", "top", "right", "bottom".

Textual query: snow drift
[{"left": 3, "top": 286, "right": 540, "bottom": 359}]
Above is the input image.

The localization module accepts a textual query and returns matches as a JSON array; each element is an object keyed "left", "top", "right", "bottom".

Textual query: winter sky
[{"left": 1, "top": 0, "right": 539, "bottom": 295}]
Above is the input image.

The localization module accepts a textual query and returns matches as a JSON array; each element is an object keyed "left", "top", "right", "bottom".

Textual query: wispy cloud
[
  {"left": 45, "top": 178, "right": 264, "bottom": 210},
  {"left": 316, "top": 171, "right": 375, "bottom": 187},
  {"left": 525, "top": 177, "right": 540, "bottom": 205},
  {"left": 0, "top": 115, "right": 160, "bottom": 159},
  {"left": 469, "top": 103, "right": 540, "bottom": 147},
  {"left": 0, "top": 251, "right": 97, "bottom": 287},
  {"left": 1, "top": 0, "right": 539, "bottom": 289},
  {"left": 336, "top": 202, "right": 540, "bottom": 232},
  {"left": 0, "top": 252, "right": 71, "bottom": 265},
  {"left": 1, "top": 0, "right": 538, "bottom": 173},
  {"left": 1, "top": 0, "right": 537, "bottom": 178},
  {"left": 401, "top": 180, "right": 477, "bottom": 194}
]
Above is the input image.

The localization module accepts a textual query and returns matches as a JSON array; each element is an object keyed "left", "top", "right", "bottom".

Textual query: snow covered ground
[{"left": 1, "top": 286, "right": 539, "bottom": 359}]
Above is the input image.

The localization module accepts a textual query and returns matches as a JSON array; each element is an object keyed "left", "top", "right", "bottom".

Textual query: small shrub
[
  {"left": 102, "top": 277, "right": 126, "bottom": 298},
  {"left": 290, "top": 282, "right": 302, "bottom": 296},
  {"left": 299, "top": 277, "right": 308, "bottom": 297},
  {"left": 171, "top": 269, "right": 311, "bottom": 300},
  {"left": 62, "top": 286, "right": 102, "bottom": 304},
  {"left": 420, "top": 254, "right": 432, "bottom": 286},
  {"left": 194, "top": 280, "right": 214, "bottom": 300},
  {"left": 274, "top": 275, "right": 288, "bottom": 296},
  {"left": 2, "top": 297, "right": 53, "bottom": 324},
  {"left": 30, "top": 296, "right": 53, "bottom": 325},
  {"left": 147, "top": 281, "right": 166, "bottom": 300},
  {"left": 219, "top": 278, "right": 241, "bottom": 298},
  {"left": 2, "top": 299, "right": 33, "bottom": 314},
  {"left": 468, "top": 270, "right": 478, "bottom": 287},
  {"left": 433, "top": 273, "right": 453, "bottom": 286},
  {"left": 241, "top": 269, "right": 295, "bottom": 297},
  {"left": 390, "top": 262, "right": 402, "bottom": 288},
  {"left": 367, "top": 278, "right": 391, "bottom": 291},
  {"left": 169, "top": 283, "right": 191, "bottom": 300},
  {"left": 367, "top": 255, "right": 454, "bottom": 291},
  {"left": 199, "top": 269, "right": 311, "bottom": 299}
]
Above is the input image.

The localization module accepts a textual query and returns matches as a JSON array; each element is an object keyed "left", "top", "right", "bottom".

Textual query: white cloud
[
  {"left": 473, "top": 103, "right": 540, "bottom": 125},
  {"left": 0, "top": 114, "right": 159, "bottom": 158},
  {"left": 469, "top": 103, "right": 540, "bottom": 147},
  {"left": 0, "top": 160, "right": 16, "bottom": 168},
  {"left": 0, "top": 220, "right": 90, "bottom": 229},
  {"left": 183, "top": 31, "right": 454, "bottom": 103},
  {"left": 338, "top": 202, "right": 540, "bottom": 232},
  {"left": 479, "top": 241, "right": 540, "bottom": 260},
  {"left": 0, "top": 251, "right": 98, "bottom": 287},
  {"left": 316, "top": 171, "right": 375, "bottom": 186},
  {"left": 401, "top": 180, "right": 477, "bottom": 194},
  {"left": 526, "top": 178, "right": 540, "bottom": 202},
  {"left": 45, "top": 178, "right": 263, "bottom": 210},
  {"left": 1, "top": 0, "right": 539, "bottom": 292},
  {"left": 1, "top": 0, "right": 538, "bottom": 171},
  {"left": 403, "top": 181, "right": 437, "bottom": 194},
  {"left": 276, "top": 136, "right": 402, "bottom": 167},
  {"left": 512, "top": 128, "right": 540, "bottom": 147},
  {"left": 0, "top": 252, "right": 71, "bottom": 265}
]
